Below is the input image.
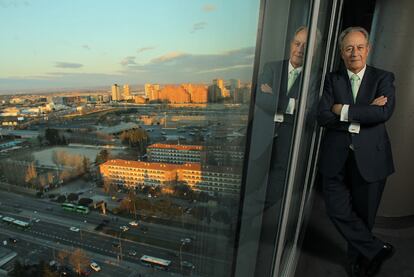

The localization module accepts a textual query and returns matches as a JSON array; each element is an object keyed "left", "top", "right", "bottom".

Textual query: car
[
  {"left": 129, "top": 221, "right": 139, "bottom": 227},
  {"left": 120, "top": 225, "right": 129, "bottom": 231},
  {"left": 128, "top": 250, "right": 137, "bottom": 256},
  {"left": 69, "top": 226, "right": 80, "bottom": 232},
  {"left": 180, "top": 261, "right": 195, "bottom": 269},
  {"left": 8, "top": 237, "right": 18, "bottom": 243},
  {"left": 112, "top": 242, "right": 120, "bottom": 248},
  {"left": 181, "top": 238, "right": 191, "bottom": 244},
  {"left": 90, "top": 262, "right": 101, "bottom": 272}
]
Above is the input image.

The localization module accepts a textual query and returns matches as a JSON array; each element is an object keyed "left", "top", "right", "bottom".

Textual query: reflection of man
[
  {"left": 317, "top": 27, "right": 395, "bottom": 277},
  {"left": 259, "top": 26, "right": 308, "bottom": 201},
  {"left": 251, "top": 27, "right": 308, "bottom": 275}
]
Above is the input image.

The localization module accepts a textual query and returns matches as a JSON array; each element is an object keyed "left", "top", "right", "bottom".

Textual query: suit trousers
[{"left": 322, "top": 150, "right": 386, "bottom": 261}]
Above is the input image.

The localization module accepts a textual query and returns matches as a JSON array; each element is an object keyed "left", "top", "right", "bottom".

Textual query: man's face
[
  {"left": 289, "top": 29, "right": 308, "bottom": 68},
  {"left": 340, "top": 31, "right": 370, "bottom": 73}
]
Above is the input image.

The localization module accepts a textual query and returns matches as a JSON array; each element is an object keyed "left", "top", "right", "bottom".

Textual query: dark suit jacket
[
  {"left": 317, "top": 65, "right": 395, "bottom": 182},
  {"left": 252, "top": 59, "right": 301, "bottom": 156},
  {"left": 244, "top": 60, "right": 301, "bottom": 196}
]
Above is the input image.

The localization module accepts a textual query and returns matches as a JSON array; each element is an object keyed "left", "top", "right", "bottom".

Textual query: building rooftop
[
  {"left": 101, "top": 159, "right": 202, "bottom": 171},
  {"left": 148, "top": 143, "right": 204, "bottom": 151}
]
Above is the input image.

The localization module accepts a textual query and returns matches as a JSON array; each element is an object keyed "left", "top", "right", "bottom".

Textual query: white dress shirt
[{"left": 340, "top": 66, "right": 366, "bottom": 133}]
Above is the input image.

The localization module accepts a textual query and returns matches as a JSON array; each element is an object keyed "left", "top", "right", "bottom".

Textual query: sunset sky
[{"left": 0, "top": 0, "right": 260, "bottom": 92}]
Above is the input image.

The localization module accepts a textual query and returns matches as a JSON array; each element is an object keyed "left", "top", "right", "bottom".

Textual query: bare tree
[
  {"left": 103, "top": 177, "right": 116, "bottom": 195},
  {"left": 56, "top": 250, "right": 68, "bottom": 266},
  {"left": 68, "top": 248, "right": 89, "bottom": 274},
  {"left": 25, "top": 162, "right": 38, "bottom": 186}
]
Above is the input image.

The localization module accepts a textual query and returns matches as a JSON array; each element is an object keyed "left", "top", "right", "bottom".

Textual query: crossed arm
[{"left": 318, "top": 72, "right": 395, "bottom": 129}]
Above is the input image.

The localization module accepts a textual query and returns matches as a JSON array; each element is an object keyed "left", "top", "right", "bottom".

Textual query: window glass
[
  {"left": 277, "top": 0, "right": 335, "bottom": 275},
  {"left": 0, "top": 1, "right": 260, "bottom": 277}
]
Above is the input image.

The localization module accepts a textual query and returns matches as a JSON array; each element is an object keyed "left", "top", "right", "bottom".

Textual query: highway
[{"left": 0, "top": 190, "right": 234, "bottom": 276}]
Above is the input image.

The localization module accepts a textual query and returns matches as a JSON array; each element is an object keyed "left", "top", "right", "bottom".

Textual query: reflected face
[
  {"left": 290, "top": 29, "right": 308, "bottom": 68},
  {"left": 340, "top": 31, "right": 370, "bottom": 73}
]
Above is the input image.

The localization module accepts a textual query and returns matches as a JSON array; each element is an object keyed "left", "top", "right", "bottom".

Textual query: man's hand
[
  {"left": 331, "top": 104, "right": 343, "bottom": 115},
  {"left": 261, "top": 84, "right": 272, "bottom": 94},
  {"left": 371, "top": 96, "right": 387, "bottom": 106}
]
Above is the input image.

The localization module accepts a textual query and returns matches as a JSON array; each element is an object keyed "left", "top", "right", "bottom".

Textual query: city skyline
[{"left": 0, "top": 0, "right": 260, "bottom": 92}]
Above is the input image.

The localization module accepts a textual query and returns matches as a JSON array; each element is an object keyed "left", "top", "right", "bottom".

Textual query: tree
[
  {"left": 25, "top": 162, "right": 38, "bottom": 186},
  {"left": 67, "top": 193, "right": 79, "bottom": 202},
  {"left": 82, "top": 156, "right": 90, "bottom": 174},
  {"left": 68, "top": 248, "right": 89, "bottom": 275},
  {"left": 95, "top": 149, "right": 110, "bottom": 165},
  {"left": 78, "top": 198, "right": 93, "bottom": 206},
  {"left": 103, "top": 177, "right": 116, "bottom": 195},
  {"left": 120, "top": 128, "right": 149, "bottom": 153},
  {"left": 57, "top": 250, "right": 68, "bottom": 266},
  {"left": 56, "top": 195, "right": 66, "bottom": 203},
  {"left": 45, "top": 128, "right": 62, "bottom": 145}
]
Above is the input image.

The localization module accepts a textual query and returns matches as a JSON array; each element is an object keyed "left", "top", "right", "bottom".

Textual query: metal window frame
[{"left": 271, "top": 0, "right": 343, "bottom": 275}]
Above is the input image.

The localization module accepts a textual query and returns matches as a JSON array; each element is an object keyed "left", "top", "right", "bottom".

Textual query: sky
[{"left": 0, "top": 0, "right": 260, "bottom": 92}]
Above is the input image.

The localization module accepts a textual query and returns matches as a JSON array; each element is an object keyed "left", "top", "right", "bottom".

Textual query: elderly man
[
  {"left": 246, "top": 27, "right": 308, "bottom": 275},
  {"left": 317, "top": 26, "right": 396, "bottom": 277}
]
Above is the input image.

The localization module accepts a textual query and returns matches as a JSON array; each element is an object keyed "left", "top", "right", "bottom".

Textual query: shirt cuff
[
  {"left": 348, "top": 123, "right": 360, "bottom": 134},
  {"left": 340, "top": 104, "right": 350, "bottom": 122}
]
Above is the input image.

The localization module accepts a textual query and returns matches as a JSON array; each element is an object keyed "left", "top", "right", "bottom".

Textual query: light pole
[{"left": 179, "top": 241, "right": 185, "bottom": 274}]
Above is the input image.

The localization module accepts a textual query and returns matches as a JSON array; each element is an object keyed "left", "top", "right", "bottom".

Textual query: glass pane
[
  {"left": 235, "top": 0, "right": 313, "bottom": 276},
  {"left": 0, "top": 1, "right": 260, "bottom": 277},
  {"left": 278, "top": 0, "right": 335, "bottom": 275}
]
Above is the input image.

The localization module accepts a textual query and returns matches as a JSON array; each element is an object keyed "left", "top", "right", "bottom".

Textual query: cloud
[
  {"left": 1, "top": 47, "right": 256, "bottom": 91},
  {"left": 150, "top": 51, "right": 187, "bottom": 63},
  {"left": 191, "top": 22, "right": 207, "bottom": 33},
  {"left": 124, "top": 46, "right": 255, "bottom": 82},
  {"left": 82, "top": 44, "right": 91, "bottom": 50},
  {"left": 202, "top": 4, "right": 216, "bottom": 12},
  {"left": 55, "top": 62, "right": 83, "bottom": 69},
  {"left": 120, "top": 56, "right": 137, "bottom": 66},
  {"left": 137, "top": 46, "right": 156, "bottom": 54},
  {"left": 196, "top": 64, "right": 252, "bottom": 74}
]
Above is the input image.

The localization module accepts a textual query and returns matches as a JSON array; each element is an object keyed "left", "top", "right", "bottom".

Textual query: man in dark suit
[
  {"left": 317, "top": 26, "right": 396, "bottom": 277},
  {"left": 248, "top": 26, "right": 308, "bottom": 276}
]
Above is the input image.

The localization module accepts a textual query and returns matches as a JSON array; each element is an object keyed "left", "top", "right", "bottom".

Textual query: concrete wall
[{"left": 369, "top": 0, "right": 414, "bottom": 217}]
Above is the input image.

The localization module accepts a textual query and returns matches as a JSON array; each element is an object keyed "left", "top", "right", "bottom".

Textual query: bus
[
  {"left": 140, "top": 255, "right": 171, "bottom": 270},
  {"left": 61, "top": 203, "right": 90, "bottom": 214},
  {"left": 75, "top": 205, "right": 90, "bottom": 214},
  {"left": 2, "top": 216, "right": 31, "bottom": 229}
]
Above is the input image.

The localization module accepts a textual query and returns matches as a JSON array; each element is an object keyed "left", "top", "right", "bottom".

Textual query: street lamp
[{"left": 179, "top": 241, "right": 186, "bottom": 274}]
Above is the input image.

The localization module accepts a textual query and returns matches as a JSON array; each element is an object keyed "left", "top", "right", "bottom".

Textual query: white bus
[
  {"left": 140, "top": 255, "right": 171, "bottom": 270},
  {"left": 2, "top": 216, "right": 31, "bottom": 229}
]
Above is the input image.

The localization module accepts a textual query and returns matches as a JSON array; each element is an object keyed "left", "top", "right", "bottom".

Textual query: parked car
[
  {"left": 90, "top": 262, "right": 101, "bottom": 272},
  {"left": 120, "top": 225, "right": 129, "bottom": 231},
  {"left": 128, "top": 250, "right": 137, "bottom": 256},
  {"left": 181, "top": 238, "right": 191, "bottom": 244}
]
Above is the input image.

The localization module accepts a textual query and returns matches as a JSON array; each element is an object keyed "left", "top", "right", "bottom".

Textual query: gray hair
[
  {"left": 338, "top": 26, "right": 370, "bottom": 50},
  {"left": 292, "top": 26, "right": 308, "bottom": 41}
]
